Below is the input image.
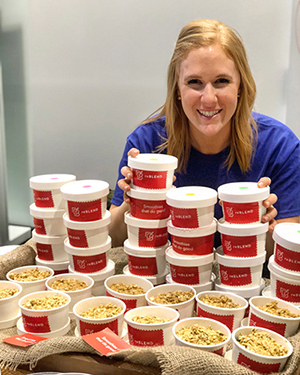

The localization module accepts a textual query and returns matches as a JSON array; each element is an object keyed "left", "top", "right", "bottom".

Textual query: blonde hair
[{"left": 143, "top": 19, "right": 257, "bottom": 173}]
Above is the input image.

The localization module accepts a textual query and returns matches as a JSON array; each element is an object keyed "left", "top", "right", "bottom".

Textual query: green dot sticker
[
  {"left": 239, "top": 187, "right": 248, "bottom": 190},
  {"left": 149, "top": 158, "right": 159, "bottom": 161},
  {"left": 298, "top": 231, "right": 300, "bottom": 234},
  {"left": 186, "top": 193, "right": 195, "bottom": 196}
]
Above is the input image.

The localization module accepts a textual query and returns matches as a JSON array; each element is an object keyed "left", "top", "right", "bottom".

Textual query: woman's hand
[
  {"left": 258, "top": 177, "right": 278, "bottom": 231},
  {"left": 117, "top": 148, "right": 140, "bottom": 204}
]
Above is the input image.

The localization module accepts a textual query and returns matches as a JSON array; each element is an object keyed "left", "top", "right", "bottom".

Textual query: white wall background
[{"left": 0, "top": 0, "right": 299, "bottom": 228}]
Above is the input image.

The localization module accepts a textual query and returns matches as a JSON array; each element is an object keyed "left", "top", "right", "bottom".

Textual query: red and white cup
[
  {"left": 166, "top": 186, "right": 217, "bottom": 229},
  {"left": 60, "top": 180, "right": 109, "bottom": 222},
  {"left": 123, "top": 239, "right": 167, "bottom": 277},
  {"left": 30, "top": 174, "right": 76, "bottom": 210},
  {"left": 123, "top": 265, "right": 168, "bottom": 286},
  {"left": 218, "top": 182, "right": 269, "bottom": 224},
  {"left": 125, "top": 211, "right": 169, "bottom": 248},
  {"left": 63, "top": 210, "right": 111, "bottom": 248},
  {"left": 0, "top": 281, "right": 22, "bottom": 321},
  {"left": 30, "top": 204, "right": 67, "bottom": 236},
  {"left": 35, "top": 256, "right": 70, "bottom": 275},
  {"left": 215, "top": 246, "right": 266, "bottom": 288},
  {"left": 127, "top": 188, "right": 170, "bottom": 220},
  {"left": 166, "top": 246, "right": 214, "bottom": 285},
  {"left": 128, "top": 153, "right": 178, "bottom": 191},
  {"left": 166, "top": 273, "right": 215, "bottom": 294},
  {"left": 32, "top": 230, "right": 68, "bottom": 262},
  {"left": 168, "top": 219, "right": 216, "bottom": 255},
  {"left": 273, "top": 222, "right": 300, "bottom": 273},
  {"left": 64, "top": 237, "right": 111, "bottom": 273}
]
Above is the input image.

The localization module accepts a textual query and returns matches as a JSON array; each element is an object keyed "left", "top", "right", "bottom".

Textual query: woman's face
[{"left": 177, "top": 44, "right": 240, "bottom": 148}]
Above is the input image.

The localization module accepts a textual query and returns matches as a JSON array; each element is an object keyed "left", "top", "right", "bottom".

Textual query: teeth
[{"left": 199, "top": 110, "right": 219, "bottom": 116}]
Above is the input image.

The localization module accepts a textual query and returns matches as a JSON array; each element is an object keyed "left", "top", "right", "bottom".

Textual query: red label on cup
[
  {"left": 138, "top": 227, "right": 168, "bottom": 248},
  {"left": 219, "top": 264, "right": 252, "bottom": 286},
  {"left": 22, "top": 314, "right": 51, "bottom": 333},
  {"left": 130, "top": 197, "right": 169, "bottom": 220},
  {"left": 170, "top": 207, "right": 199, "bottom": 228},
  {"left": 275, "top": 244, "right": 300, "bottom": 272},
  {"left": 127, "top": 325, "right": 164, "bottom": 346},
  {"left": 33, "top": 218, "right": 46, "bottom": 235},
  {"left": 223, "top": 201, "right": 259, "bottom": 224},
  {"left": 106, "top": 292, "right": 137, "bottom": 313},
  {"left": 33, "top": 189, "right": 54, "bottom": 208},
  {"left": 72, "top": 252, "right": 107, "bottom": 273},
  {"left": 237, "top": 352, "right": 280, "bottom": 373},
  {"left": 67, "top": 228, "right": 88, "bottom": 248},
  {"left": 249, "top": 312, "right": 286, "bottom": 336},
  {"left": 36, "top": 243, "right": 54, "bottom": 261},
  {"left": 132, "top": 169, "right": 168, "bottom": 189},
  {"left": 170, "top": 264, "right": 199, "bottom": 285},
  {"left": 213, "top": 347, "right": 224, "bottom": 356},
  {"left": 197, "top": 305, "right": 235, "bottom": 331},
  {"left": 127, "top": 255, "right": 157, "bottom": 276},
  {"left": 171, "top": 234, "right": 214, "bottom": 255},
  {"left": 276, "top": 280, "right": 300, "bottom": 303},
  {"left": 68, "top": 199, "right": 102, "bottom": 222},
  {"left": 222, "top": 234, "right": 258, "bottom": 257},
  {"left": 79, "top": 318, "right": 118, "bottom": 336},
  {"left": 53, "top": 268, "right": 69, "bottom": 275}
]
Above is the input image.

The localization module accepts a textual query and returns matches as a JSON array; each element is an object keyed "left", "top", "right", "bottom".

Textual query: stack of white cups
[
  {"left": 123, "top": 153, "right": 178, "bottom": 285},
  {"left": 60, "top": 180, "right": 115, "bottom": 296},
  {"left": 29, "top": 174, "right": 76, "bottom": 274}
]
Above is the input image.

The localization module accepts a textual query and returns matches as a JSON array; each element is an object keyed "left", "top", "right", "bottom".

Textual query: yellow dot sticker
[
  {"left": 149, "top": 158, "right": 159, "bottom": 161},
  {"left": 186, "top": 193, "right": 195, "bottom": 196}
]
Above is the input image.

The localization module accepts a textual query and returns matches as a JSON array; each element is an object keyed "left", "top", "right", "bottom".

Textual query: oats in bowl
[
  {"left": 80, "top": 303, "right": 122, "bottom": 319},
  {"left": 131, "top": 315, "right": 170, "bottom": 324},
  {"left": 258, "top": 301, "right": 300, "bottom": 318},
  {"left": 149, "top": 290, "right": 194, "bottom": 305},
  {"left": 22, "top": 294, "right": 68, "bottom": 310},
  {"left": 200, "top": 294, "right": 242, "bottom": 309},
  {"left": 176, "top": 324, "right": 227, "bottom": 345},
  {"left": 0, "top": 288, "right": 19, "bottom": 299},
  {"left": 50, "top": 278, "right": 88, "bottom": 291},
  {"left": 109, "top": 282, "right": 145, "bottom": 295},
  {"left": 9, "top": 268, "right": 51, "bottom": 282}
]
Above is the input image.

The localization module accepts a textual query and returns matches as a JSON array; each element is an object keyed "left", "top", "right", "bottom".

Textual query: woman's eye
[
  {"left": 215, "top": 78, "right": 230, "bottom": 85},
  {"left": 187, "top": 79, "right": 202, "bottom": 85}
]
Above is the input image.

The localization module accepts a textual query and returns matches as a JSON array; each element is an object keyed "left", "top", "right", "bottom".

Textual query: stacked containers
[
  {"left": 268, "top": 223, "right": 300, "bottom": 306},
  {"left": 166, "top": 186, "right": 217, "bottom": 292},
  {"left": 124, "top": 153, "right": 178, "bottom": 285},
  {"left": 29, "top": 174, "right": 76, "bottom": 274},
  {"left": 60, "top": 180, "right": 115, "bottom": 295}
]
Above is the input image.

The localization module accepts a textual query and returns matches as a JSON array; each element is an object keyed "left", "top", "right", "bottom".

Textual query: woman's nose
[{"left": 201, "top": 83, "right": 217, "bottom": 104}]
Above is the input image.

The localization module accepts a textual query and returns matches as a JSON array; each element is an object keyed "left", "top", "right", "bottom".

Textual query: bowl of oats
[
  {"left": 249, "top": 296, "right": 300, "bottom": 338},
  {"left": 145, "top": 283, "right": 196, "bottom": 319},
  {"left": 73, "top": 296, "right": 126, "bottom": 336},
  {"left": 104, "top": 274, "right": 153, "bottom": 313},
  {"left": 46, "top": 273, "right": 94, "bottom": 318},
  {"left": 0, "top": 281, "right": 22, "bottom": 322},
  {"left": 172, "top": 317, "right": 231, "bottom": 356},
  {"left": 232, "top": 326, "right": 293, "bottom": 373},
  {"left": 6, "top": 265, "right": 54, "bottom": 297},
  {"left": 195, "top": 291, "right": 248, "bottom": 332},
  {"left": 18, "top": 290, "right": 71, "bottom": 333},
  {"left": 124, "top": 305, "right": 179, "bottom": 346}
]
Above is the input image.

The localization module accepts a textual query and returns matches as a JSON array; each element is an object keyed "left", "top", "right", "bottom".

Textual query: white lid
[
  {"left": 123, "top": 239, "right": 169, "bottom": 256},
  {"left": 268, "top": 254, "right": 300, "bottom": 280},
  {"left": 215, "top": 278, "right": 265, "bottom": 298},
  {"left": 166, "top": 186, "right": 217, "bottom": 208},
  {"left": 63, "top": 210, "right": 111, "bottom": 230},
  {"left": 69, "top": 259, "right": 115, "bottom": 280},
  {"left": 64, "top": 236, "right": 111, "bottom": 255},
  {"left": 165, "top": 246, "right": 214, "bottom": 266},
  {"left": 215, "top": 246, "right": 266, "bottom": 267},
  {"left": 32, "top": 229, "right": 67, "bottom": 244},
  {"left": 218, "top": 182, "right": 269, "bottom": 203},
  {"left": 123, "top": 265, "right": 168, "bottom": 285},
  {"left": 29, "top": 174, "right": 76, "bottom": 190},
  {"left": 30, "top": 204, "right": 66, "bottom": 219},
  {"left": 124, "top": 211, "right": 169, "bottom": 228},
  {"left": 60, "top": 180, "right": 109, "bottom": 201},
  {"left": 167, "top": 218, "right": 217, "bottom": 237},
  {"left": 217, "top": 219, "right": 269, "bottom": 236},
  {"left": 35, "top": 256, "right": 69, "bottom": 270},
  {"left": 128, "top": 153, "right": 178, "bottom": 171},
  {"left": 272, "top": 223, "right": 300, "bottom": 252},
  {"left": 127, "top": 188, "right": 169, "bottom": 200}
]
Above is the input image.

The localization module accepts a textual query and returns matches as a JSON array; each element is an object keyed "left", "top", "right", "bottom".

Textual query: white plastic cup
[
  {"left": 168, "top": 219, "right": 216, "bottom": 255},
  {"left": 218, "top": 219, "right": 268, "bottom": 257},
  {"left": 63, "top": 211, "right": 111, "bottom": 248},
  {"left": 123, "top": 265, "right": 168, "bottom": 286},
  {"left": 60, "top": 180, "right": 109, "bottom": 222},
  {"left": 273, "top": 223, "right": 300, "bottom": 273},
  {"left": 35, "top": 256, "right": 70, "bottom": 275},
  {"left": 166, "top": 186, "right": 217, "bottom": 229},
  {"left": 0, "top": 281, "right": 22, "bottom": 321},
  {"left": 32, "top": 230, "right": 68, "bottom": 262},
  {"left": 166, "top": 273, "right": 215, "bottom": 294},
  {"left": 166, "top": 246, "right": 213, "bottom": 285},
  {"left": 218, "top": 182, "right": 269, "bottom": 224},
  {"left": 29, "top": 174, "right": 76, "bottom": 210},
  {"left": 128, "top": 153, "right": 178, "bottom": 191},
  {"left": 30, "top": 204, "right": 67, "bottom": 236}
]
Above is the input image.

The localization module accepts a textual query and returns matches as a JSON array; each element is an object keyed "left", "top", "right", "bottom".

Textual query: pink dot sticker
[
  {"left": 83, "top": 185, "right": 92, "bottom": 188},
  {"left": 50, "top": 177, "right": 58, "bottom": 180}
]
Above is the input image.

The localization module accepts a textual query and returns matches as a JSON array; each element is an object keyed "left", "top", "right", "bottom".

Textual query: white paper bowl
[
  {"left": 0, "top": 281, "right": 22, "bottom": 321},
  {"left": 6, "top": 265, "right": 54, "bottom": 297},
  {"left": 73, "top": 296, "right": 126, "bottom": 337},
  {"left": 196, "top": 291, "right": 248, "bottom": 332},
  {"left": 124, "top": 305, "right": 179, "bottom": 346},
  {"left": 46, "top": 273, "right": 94, "bottom": 319},
  {"left": 19, "top": 291, "right": 70, "bottom": 333},
  {"left": 35, "top": 256, "right": 70, "bottom": 275},
  {"left": 146, "top": 283, "right": 196, "bottom": 319},
  {"left": 232, "top": 326, "right": 293, "bottom": 373},
  {"left": 30, "top": 204, "right": 67, "bottom": 236},
  {"left": 173, "top": 317, "right": 231, "bottom": 356},
  {"left": 249, "top": 296, "right": 300, "bottom": 337},
  {"left": 17, "top": 316, "right": 71, "bottom": 338},
  {"left": 32, "top": 229, "right": 68, "bottom": 262},
  {"left": 123, "top": 265, "right": 168, "bottom": 286},
  {"left": 166, "top": 273, "right": 215, "bottom": 294}
]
